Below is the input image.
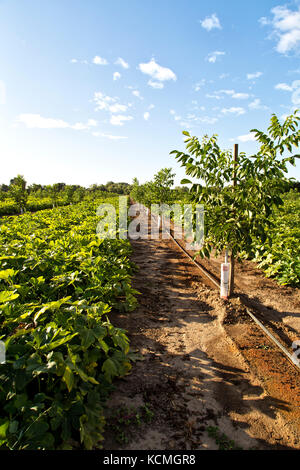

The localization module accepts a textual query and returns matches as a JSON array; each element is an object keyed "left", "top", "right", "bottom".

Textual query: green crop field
[
  {"left": 251, "top": 190, "right": 300, "bottom": 285},
  {"left": 0, "top": 111, "right": 299, "bottom": 450},
  {"left": 0, "top": 196, "right": 138, "bottom": 449}
]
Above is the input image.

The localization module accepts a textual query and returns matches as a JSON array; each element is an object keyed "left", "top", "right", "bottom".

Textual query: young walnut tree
[
  {"left": 170, "top": 110, "right": 300, "bottom": 291},
  {"left": 9, "top": 175, "right": 28, "bottom": 214}
]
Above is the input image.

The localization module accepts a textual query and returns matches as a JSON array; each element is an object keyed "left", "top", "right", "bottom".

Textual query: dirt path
[{"left": 103, "top": 212, "right": 300, "bottom": 450}]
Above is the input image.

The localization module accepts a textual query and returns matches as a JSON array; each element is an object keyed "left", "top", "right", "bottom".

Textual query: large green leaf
[
  {"left": 0, "top": 290, "right": 19, "bottom": 304},
  {"left": 62, "top": 365, "right": 74, "bottom": 392}
]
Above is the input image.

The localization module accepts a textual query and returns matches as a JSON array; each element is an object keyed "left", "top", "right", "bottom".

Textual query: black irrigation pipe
[
  {"left": 147, "top": 209, "right": 300, "bottom": 374},
  {"left": 148, "top": 212, "right": 219, "bottom": 287},
  {"left": 167, "top": 228, "right": 220, "bottom": 289},
  {"left": 245, "top": 308, "right": 300, "bottom": 372}
]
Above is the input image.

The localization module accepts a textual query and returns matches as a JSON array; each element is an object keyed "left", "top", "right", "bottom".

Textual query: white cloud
[
  {"left": 219, "top": 89, "right": 234, "bottom": 95},
  {"left": 247, "top": 71, "right": 263, "bottom": 80},
  {"left": 108, "top": 103, "right": 128, "bottom": 113},
  {"left": 198, "top": 116, "right": 218, "bottom": 124},
  {"left": 170, "top": 110, "right": 182, "bottom": 122},
  {"left": 207, "top": 51, "right": 225, "bottom": 63},
  {"left": 275, "top": 80, "right": 300, "bottom": 105},
  {"left": 276, "top": 29, "right": 300, "bottom": 55},
  {"left": 115, "top": 57, "right": 129, "bottom": 69},
  {"left": 232, "top": 92, "right": 249, "bottom": 99},
  {"left": 259, "top": 17, "right": 269, "bottom": 26},
  {"left": 248, "top": 98, "right": 269, "bottom": 110},
  {"left": 194, "top": 79, "right": 206, "bottom": 91},
  {"left": 206, "top": 89, "right": 249, "bottom": 100},
  {"left": 171, "top": 109, "right": 218, "bottom": 126},
  {"left": 143, "top": 112, "right": 150, "bottom": 121},
  {"left": 221, "top": 107, "right": 246, "bottom": 116},
  {"left": 94, "top": 92, "right": 115, "bottom": 110},
  {"left": 138, "top": 58, "right": 176, "bottom": 82},
  {"left": 92, "top": 132, "right": 128, "bottom": 140},
  {"left": 86, "top": 119, "right": 97, "bottom": 127},
  {"left": 179, "top": 121, "right": 192, "bottom": 129},
  {"left": 188, "top": 115, "right": 218, "bottom": 124},
  {"left": 17, "top": 114, "right": 97, "bottom": 130},
  {"left": 94, "top": 92, "right": 128, "bottom": 113},
  {"left": 206, "top": 93, "right": 222, "bottom": 99},
  {"left": 132, "top": 90, "right": 143, "bottom": 99},
  {"left": 200, "top": 13, "right": 221, "bottom": 31},
  {"left": 219, "top": 73, "right": 229, "bottom": 79},
  {"left": 17, "top": 114, "right": 70, "bottom": 129},
  {"left": 0, "top": 80, "right": 6, "bottom": 105},
  {"left": 292, "top": 80, "right": 300, "bottom": 105},
  {"left": 274, "top": 82, "right": 299, "bottom": 92},
  {"left": 248, "top": 98, "right": 261, "bottom": 109},
  {"left": 260, "top": 6, "right": 300, "bottom": 54},
  {"left": 92, "top": 55, "right": 108, "bottom": 65},
  {"left": 148, "top": 80, "right": 164, "bottom": 89},
  {"left": 72, "top": 122, "right": 90, "bottom": 130},
  {"left": 113, "top": 72, "right": 121, "bottom": 81},
  {"left": 148, "top": 104, "right": 155, "bottom": 110},
  {"left": 275, "top": 82, "right": 293, "bottom": 91},
  {"left": 110, "top": 114, "right": 133, "bottom": 126},
  {"left": 236, "top": 133, "right": 256, "bottom": 142},
  {"left": 70, "top": 59, "right": 89, "bottom": 65}
]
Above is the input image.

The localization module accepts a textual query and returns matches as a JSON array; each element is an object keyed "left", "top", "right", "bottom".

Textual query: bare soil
[
  {"left": 103, "top": 212, "right": 300, "bottom": 450},
  {"left": 199, "top": 252, "right": 300, "bottom": 337}
]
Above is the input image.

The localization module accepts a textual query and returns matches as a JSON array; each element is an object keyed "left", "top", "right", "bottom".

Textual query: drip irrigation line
[{"left": 245, "top": 308, "right": 300, "bottom": 372}]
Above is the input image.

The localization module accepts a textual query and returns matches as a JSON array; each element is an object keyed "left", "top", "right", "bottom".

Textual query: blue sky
[{"left": 0, "top": 0, "right": 300, "bottom": 187}]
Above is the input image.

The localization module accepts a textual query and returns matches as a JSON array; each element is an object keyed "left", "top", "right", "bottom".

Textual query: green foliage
[
  {"left": 0, "top": 175, "right": 133, "bottom": 217},
  {"left": 0, "top": 197, "right": 138, "bottom": 449},
  {"left": 0, "top": 189, "right": 122, "bottom": 217},
  {"left": 9, "top": 175, "right": 28, "bottom": 214},
  {"left": 72, "top": 187, "right": 85, "bottom": 204},
  {"left": 152, "top": 168, "right": 175, "bottom": 204},
  {"left": 250, "top": 190, "right": 300, "bottom": 285},
  {"left": 106, "top": 403, "right": 154, "bottom": 445},
  {"left": 170, "top": 111, "right": 300, "bottom": 266},
  {"left": 206, "top": 426, "right": 242, "bottom": 450},
  {"left": 130, "top": 168, "right": 175, "bottom": 206}
]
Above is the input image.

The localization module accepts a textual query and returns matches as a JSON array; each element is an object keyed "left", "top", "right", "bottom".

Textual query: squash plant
[
  {"left": 0, "top": 197, "right": 138, "bottom": 449},
  {"left": 251, "top": 190, "right": 300, "bottom": 285}
]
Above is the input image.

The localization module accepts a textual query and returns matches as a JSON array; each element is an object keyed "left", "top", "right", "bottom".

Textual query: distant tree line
[
  {"left": 1, "top": 173, "right": 298, "bottom": 216},
  {"left": 0, "top": 179, "right": 131, "bottom": 195},
  {"left": 0, "top": 176, "right": 132, "bottom": 214}
]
